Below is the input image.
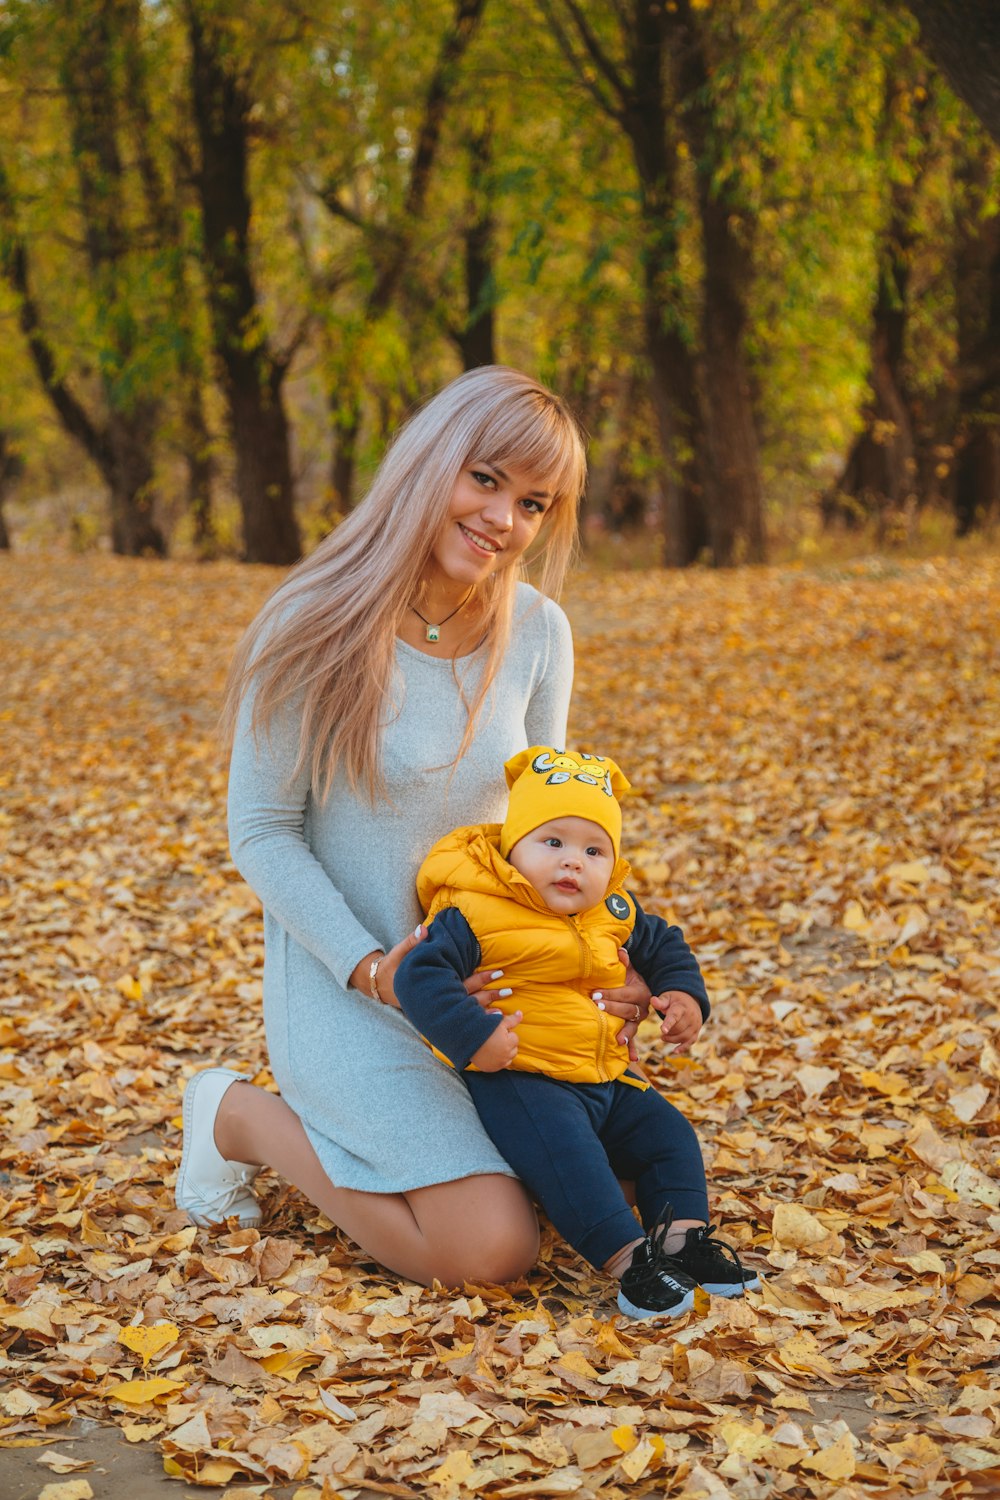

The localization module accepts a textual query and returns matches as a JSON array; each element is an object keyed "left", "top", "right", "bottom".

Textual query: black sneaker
[
  {"left": 664, "top": 1224, "right": 760, "bottom": 1297},
  {"left": 617, "top": 1217, "right": 697, "bottom": 1321}
]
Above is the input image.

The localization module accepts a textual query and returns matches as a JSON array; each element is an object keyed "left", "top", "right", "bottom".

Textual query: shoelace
[
  {"left": 632, "top": 1209, "right": 691, "bottom": 1292},
  {"left": 203, "top": 1166, "right": 256, "bottom": 1210},
  {"left": 679, "top": 1224, "right": 748, "bottom": 1281}
]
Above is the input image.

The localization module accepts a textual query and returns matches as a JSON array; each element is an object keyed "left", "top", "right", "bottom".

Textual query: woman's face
[{"left": 426, "top": 461, "right": 553, "bottom": 593}]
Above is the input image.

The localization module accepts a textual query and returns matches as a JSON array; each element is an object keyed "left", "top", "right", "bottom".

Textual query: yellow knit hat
[{"left": 500, "top": 746, "right": 632, "bottom": 860}]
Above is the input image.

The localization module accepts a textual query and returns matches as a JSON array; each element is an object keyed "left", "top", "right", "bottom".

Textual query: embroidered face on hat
[{"left": 499, "top": 746, "right": 632, "bottom": 860}]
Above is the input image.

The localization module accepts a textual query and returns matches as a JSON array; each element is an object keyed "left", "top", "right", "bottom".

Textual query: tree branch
[
  {"left": 558, "top": 0, "right": 631, "bottom": 113},
  {"left": 537, "top": 0, "right": 627, "bottom": 124},
  {"left": 0, "top": 159, "right": 107, "bottom": 470}
]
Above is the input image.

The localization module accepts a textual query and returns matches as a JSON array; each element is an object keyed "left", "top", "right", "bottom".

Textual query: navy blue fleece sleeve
[
  {"left": 394, "top": 906, "right": 504, "bottom": 1070},
  {"left": 623, "top": 897, "right": 710, "bottom": 1021}
]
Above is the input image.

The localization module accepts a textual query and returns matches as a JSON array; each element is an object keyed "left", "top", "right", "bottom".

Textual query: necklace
[{"left": 410, "top": 587, "right": 474, "bottom": 643}]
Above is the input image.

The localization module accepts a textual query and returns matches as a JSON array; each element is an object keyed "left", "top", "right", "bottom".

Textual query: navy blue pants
[{"left": 464, "top": 1070, "right": 709, "bottom": 1270}]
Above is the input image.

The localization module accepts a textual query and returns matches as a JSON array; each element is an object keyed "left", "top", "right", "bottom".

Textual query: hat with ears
[{"left": 499, "top": 746, "right": 632, "bottom": 860}]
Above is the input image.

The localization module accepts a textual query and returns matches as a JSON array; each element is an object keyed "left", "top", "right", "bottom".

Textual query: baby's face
[{"left": 507, "top": 816, "right": 615, "bottom": 915}]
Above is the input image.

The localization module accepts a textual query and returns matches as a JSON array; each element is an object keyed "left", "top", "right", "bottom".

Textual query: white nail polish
[
  {"left": 498, "top": 988, "right": 513, "bottom": 998},
  {"left": 491, "top": 970, "right": 504, "bottom": 979},
  {"left": 597, "top": 1002, "right": 606, "bottom": 1011},
  {"left": 592, "top": 991, "right": 603, "bottom": 1001},
  {"left": 414, "top": 925, "right": 423, "bottom": 937}
]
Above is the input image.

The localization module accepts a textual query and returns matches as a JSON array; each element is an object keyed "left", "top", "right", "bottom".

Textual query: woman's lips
[{"left": 458, "top": 522, "right": 501, "bottom": 555}]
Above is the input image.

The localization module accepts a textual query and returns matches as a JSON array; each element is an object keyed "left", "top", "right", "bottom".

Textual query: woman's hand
[
  {"left": 351, "top": 933, "right": 515, "bottom": 1013},
  {"left": 592, "top": 951, "right": 652, "bottom": 1061},
  {"left": 463, "top": 967, "right": 514, "bottom": 1010},
  {"left": 349, "top": 926, "right": 428, "bottom": 1010}
]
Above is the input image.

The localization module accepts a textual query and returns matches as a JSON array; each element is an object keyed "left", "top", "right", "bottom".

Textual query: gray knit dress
[{"left": 228, "top": 584, "right": 573, "bottom": 1193}]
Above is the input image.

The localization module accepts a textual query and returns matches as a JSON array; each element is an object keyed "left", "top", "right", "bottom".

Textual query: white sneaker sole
[
  {"left": 700, "top": 1274, "right": 762, "bottom": 1296},
  {"left": 617, "top": 1287, "right": 695, "bottom": 1320}
]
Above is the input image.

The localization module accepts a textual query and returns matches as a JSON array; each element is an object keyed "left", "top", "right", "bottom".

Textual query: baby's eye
[
  {"left": 586, "top": 847, "right": 606, "bottom": 858},
  {"left": 543, "top": 837, "right": 562, "bottom": 848}
]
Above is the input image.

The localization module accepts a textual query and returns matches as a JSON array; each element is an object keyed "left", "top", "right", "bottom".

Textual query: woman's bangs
[{"left": 478, "top": 397, "right": 584, "bottom": 505}]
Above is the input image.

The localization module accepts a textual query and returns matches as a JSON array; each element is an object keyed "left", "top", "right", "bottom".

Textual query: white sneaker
[{"left": 176, "top": 1068, "right": 262, "bottom": 1228}]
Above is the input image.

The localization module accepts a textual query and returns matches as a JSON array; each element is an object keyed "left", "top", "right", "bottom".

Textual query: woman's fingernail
[
  {"left": 592, "top": 991, "right": 603, "bottom": 1001},
  {"left": 498, "top": 988, "right": 513, "bottom": 998},
  {"left": 414, "top": 925, "right": 423, "bottom": 937},
  {"left": 491, "top": 970, "right": 504, "bottom": 979},
  {"left": 597, "top": 1001, "right": 606, "bottom": 1012}
]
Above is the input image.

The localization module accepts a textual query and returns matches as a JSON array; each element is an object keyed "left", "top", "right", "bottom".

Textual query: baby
[{"left": 395, "top": 746, "right": 758, "bottom": 1319}]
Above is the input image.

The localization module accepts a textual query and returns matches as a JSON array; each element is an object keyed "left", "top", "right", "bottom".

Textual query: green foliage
[{"left": 0, "top": 0, "right": 998, "bottom": 553}]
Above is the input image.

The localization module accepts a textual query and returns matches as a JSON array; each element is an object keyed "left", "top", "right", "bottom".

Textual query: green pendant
[{"left": 426, "top": 624, "right": 441, "bottom": 643}]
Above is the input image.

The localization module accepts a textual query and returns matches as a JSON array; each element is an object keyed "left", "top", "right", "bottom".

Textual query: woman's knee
[
  {"left": 466, "top": 1208, "right": 539, "bottom": 1284},
  {"left": 413, "top": 1175, "right": 539, "bottom": 1285}
]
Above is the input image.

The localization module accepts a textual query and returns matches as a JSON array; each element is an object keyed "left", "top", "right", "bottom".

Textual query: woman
[{"left": 175, "top": 367, "right": 648, "bottom": 1286}]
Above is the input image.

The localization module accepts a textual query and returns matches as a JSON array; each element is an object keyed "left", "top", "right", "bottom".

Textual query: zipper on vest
[
  {"left": 567, "top": 916, "right": 613, "bottom": 1082},
  {"left": 565, "top": 914, "right": 591, "bottom": 980}
]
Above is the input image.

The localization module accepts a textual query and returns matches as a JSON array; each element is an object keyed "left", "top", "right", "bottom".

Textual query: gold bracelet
[{"left": 368, "top": 957, "right": 384, "bottom": 1004}]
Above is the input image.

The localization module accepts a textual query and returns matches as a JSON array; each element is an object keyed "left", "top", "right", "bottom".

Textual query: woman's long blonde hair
[{"left": 222, "top": 366, "right": 587, "bottom": 802}]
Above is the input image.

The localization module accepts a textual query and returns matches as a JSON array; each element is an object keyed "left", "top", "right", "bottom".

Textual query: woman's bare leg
[{"left": 214, "top": 1081, "right": 538, "bottom": 1286}]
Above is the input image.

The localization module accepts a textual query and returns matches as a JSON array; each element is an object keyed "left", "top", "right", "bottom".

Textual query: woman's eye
[
  {"left": 472, "top": 470, "right": 496, "bottom": 488},
  {"left": 521, "top": 497, "right": 546, "bottom": 515}
]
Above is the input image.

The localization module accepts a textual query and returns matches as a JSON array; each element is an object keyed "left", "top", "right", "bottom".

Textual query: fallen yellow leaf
[
  {"left": 104, "top": 1377, "right": 185, "bottom": 1405},
  {"left": 800, "top": 1431, "right": 856, "bottom": 1480},
  {"left": 117, "top": 1322, "right": 180, "bottom": 1369}
]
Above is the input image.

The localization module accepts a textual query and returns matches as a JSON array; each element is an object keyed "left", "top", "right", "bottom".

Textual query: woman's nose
[{"left": 480, "top": 491, "right": 515, "bottom": 532}]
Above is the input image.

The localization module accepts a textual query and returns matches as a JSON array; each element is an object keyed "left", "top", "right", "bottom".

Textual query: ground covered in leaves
[{"left": 1, "top": 553, "right": 999, "bottom": 1500}]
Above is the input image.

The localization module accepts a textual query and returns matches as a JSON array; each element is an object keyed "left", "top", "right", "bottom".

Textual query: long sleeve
[
  {"left": 395, "top": 907, "right": 503, "bottom": 1070},
  {"left": 523, "top": 599, "right": 574, "bottom": 747},
  {"left": 227, "top": 687, "right": 380, "bottom": 992},
  {"left": 624, "top": 900, "right": 711, "bottom": 1021}
]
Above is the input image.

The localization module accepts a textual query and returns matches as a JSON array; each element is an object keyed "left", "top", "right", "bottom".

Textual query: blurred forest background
[{"left": 0, "top": 0, "right": 998, "bottom": 567}]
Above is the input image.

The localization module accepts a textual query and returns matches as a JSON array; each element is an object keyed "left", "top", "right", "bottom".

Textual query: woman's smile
[
  {"left": 458, "top": 521, "right": 503, "bottom": 555},
  {"left": 422, "top": 462, "right": 552, "bottom": 604}
]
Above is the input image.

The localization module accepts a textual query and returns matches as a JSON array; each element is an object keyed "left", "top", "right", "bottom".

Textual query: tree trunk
[
  {"left": 644, "top": 311, "right": 710, "bottom": 566},
  {"left": 330, "top": 391, "right": 362, "bottom": 515},
  {"left": 457, "top": 118, "right": 497, "bottom": 370},
  {"left": 623, "top": 0, "right": 709, "bottom": 566},
  {"left": 905, "top": 1, "right": 1000, "bottom": 147},
  {"left": 188, "top": 4, "right": 300, "bottom": 564},
  {"left": 584, "top": 372, "right": 630, "bottom": 524},
  {"left": 184, "top": 415, "right": 217, "bottom": 555},
  {"left": 106, "top": 408, "right": 163, "bottom": 555},
  {"left": 949, "top": 142, "right": 1000, "bottom": 534},
  {"left": 0, "top": 432, "right": 21, "bottom": 550},
  {"left": 672, "top": 0, "right": 765, "bottom": 565},
  {"left": 61, "top": 0, "right": 167, "bottom": 556},
  {"left": 121, "top": 0, "right": 217, "bottom": 551},
  {"left": 696, "top": 203, "right": 764, "bottom": 564},
  {"left": 824, "top": 229, "right": 917, "bottom": 534}
]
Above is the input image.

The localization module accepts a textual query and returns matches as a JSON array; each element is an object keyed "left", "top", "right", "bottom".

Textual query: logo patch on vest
[{"left": 606, "top": 893, "right": 630, "bottom": 920}]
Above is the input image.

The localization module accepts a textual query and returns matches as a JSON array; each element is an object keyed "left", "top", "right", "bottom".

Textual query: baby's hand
[
  {"left": 652, "top": 991, "right": 703, "bottom": 1053},
  {"left": 469, "top": 1012, "right": 521, "bottom": 1071}
]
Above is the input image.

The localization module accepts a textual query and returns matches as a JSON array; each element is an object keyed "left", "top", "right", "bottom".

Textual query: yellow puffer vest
[{"left": 417, "top": 824, "right": 645, "bottom": 1088}]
